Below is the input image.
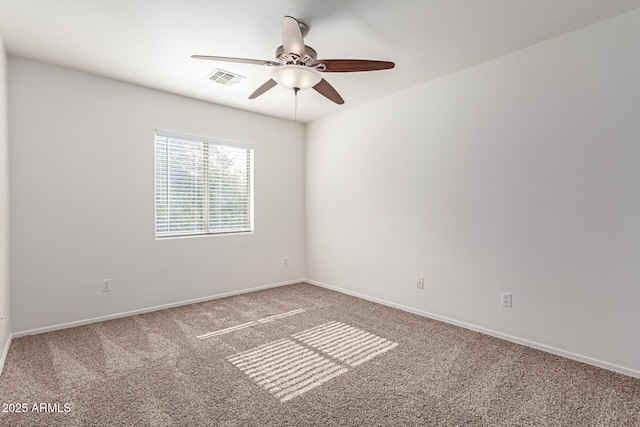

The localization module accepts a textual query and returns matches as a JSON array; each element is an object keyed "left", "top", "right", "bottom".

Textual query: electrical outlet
[
  {"left": 417, "top": 277, "right": 424, "bottom": 289},
  {"left": 102, "top": 279, "right": 112, "bottom": 292},
  {"left": 501, "top": 292, "right": 512, "bottom": 308},
  {"left": 283, "top": 257, "right": 288, "bottom": 267}
]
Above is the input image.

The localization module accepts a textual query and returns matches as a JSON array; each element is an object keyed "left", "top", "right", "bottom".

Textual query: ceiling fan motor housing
[{"left": 275, "top": 45, "right": 318, "bottom": 65}]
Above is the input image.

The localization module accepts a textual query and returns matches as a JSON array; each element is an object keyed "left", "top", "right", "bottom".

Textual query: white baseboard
[
  {"left": 0, "top": 333, "right": 12, "bottom": 377},
  {"left": 305, "top": 279, "right": 640, "bottom": 380},
  {"left": 13, "top": 279, "right": 304, "bottom": 338}
]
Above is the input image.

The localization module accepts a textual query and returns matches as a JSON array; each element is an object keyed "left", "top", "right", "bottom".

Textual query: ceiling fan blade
[
  {"left": 191, "top": 55, "right": 280, "bottom": 67},
  {"left": 312, "top": 59, "right": 395, "bottom": 72},
  {"left": 282, "top": 16, "right": 305, "bottom": 58},
  {"left": 313, "top": 78, "right": 344, "bottom": 105},
  {"left": 249, "top": 79, "right": 278, "bottom": 99}
]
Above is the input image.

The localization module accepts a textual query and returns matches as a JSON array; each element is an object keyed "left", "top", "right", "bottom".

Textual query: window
[{"left": 154, "top": 131, "right": 253, "bottom": 238}]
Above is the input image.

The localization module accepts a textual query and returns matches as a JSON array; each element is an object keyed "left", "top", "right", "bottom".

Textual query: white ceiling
[{"left": 1, "top": 0, "right": 639, "bottom": 123}]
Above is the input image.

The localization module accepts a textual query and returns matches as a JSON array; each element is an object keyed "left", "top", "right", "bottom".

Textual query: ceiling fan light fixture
[
  {"left": 193, "top": 16, "right": 394, "bottom": 105},
  {"left": 271, "top": 65, "right": 321, "bottom": 91}
]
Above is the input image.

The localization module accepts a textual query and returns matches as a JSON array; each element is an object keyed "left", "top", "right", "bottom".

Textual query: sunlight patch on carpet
[
  {"left": 197, "top": 309, "right": 305, "bottom": 340},
  {"left": 257, "top": 308, "right": 305, "bottom": 323},
  {"left": 228, "top": 322, "right": 397, "bottom": 402},
  {"left": 293, "top": 321, "right": 398, "bottom": 367},
  {"left": 228, "top": 339, "right": 348, "bottom": 402}
]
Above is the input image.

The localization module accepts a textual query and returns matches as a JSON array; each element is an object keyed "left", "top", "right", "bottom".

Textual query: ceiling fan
[{"left": 192, "top": 16, "right": 395, "bottom": 105}]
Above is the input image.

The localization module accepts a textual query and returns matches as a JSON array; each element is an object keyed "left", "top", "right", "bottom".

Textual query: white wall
[
  {"left": 9, "top": 57, "right": 305, "bottom": 333},
  {"left": 0, "top": 33, "right": 11, "bottom": 368},
  {"left": 306, "top": 10, "right": 640, "bottom": 376}
]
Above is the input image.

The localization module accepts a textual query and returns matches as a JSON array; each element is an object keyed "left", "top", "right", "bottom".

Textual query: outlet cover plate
[{"left": 501, "top": 292, "right": 512, "bottom": 308}]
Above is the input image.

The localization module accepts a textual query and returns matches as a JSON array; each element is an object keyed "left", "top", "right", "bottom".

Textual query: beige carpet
[{"left": 0, "top": 283, "right": 638, "bottom": 426}]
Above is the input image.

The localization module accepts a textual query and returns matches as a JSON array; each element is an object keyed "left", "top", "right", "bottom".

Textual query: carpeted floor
[{"left": 0, "top": 283, "right": 638, "bottom": 426}]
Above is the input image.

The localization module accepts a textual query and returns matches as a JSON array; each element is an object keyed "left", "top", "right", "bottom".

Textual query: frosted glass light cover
[{"left": 272, "top": 65, "right": 322, "bottom": 90}]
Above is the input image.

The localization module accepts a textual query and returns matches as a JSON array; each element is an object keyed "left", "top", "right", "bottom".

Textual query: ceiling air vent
[{"left": 207, "top": 69, "right": 245, "bottom": 86}]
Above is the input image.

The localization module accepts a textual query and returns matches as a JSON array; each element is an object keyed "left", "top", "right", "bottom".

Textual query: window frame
[{"left": 154, "top": 130, "right": 255, "bottom": 239}]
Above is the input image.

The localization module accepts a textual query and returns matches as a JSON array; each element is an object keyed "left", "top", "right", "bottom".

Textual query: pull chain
[{"left": 294, "top": 87, "right": 299, "bottom": 123}]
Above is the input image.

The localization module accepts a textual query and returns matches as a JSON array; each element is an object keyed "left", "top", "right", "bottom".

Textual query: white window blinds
[{"left": 154, "top": 132, "right": 253, "bottom": 238}]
